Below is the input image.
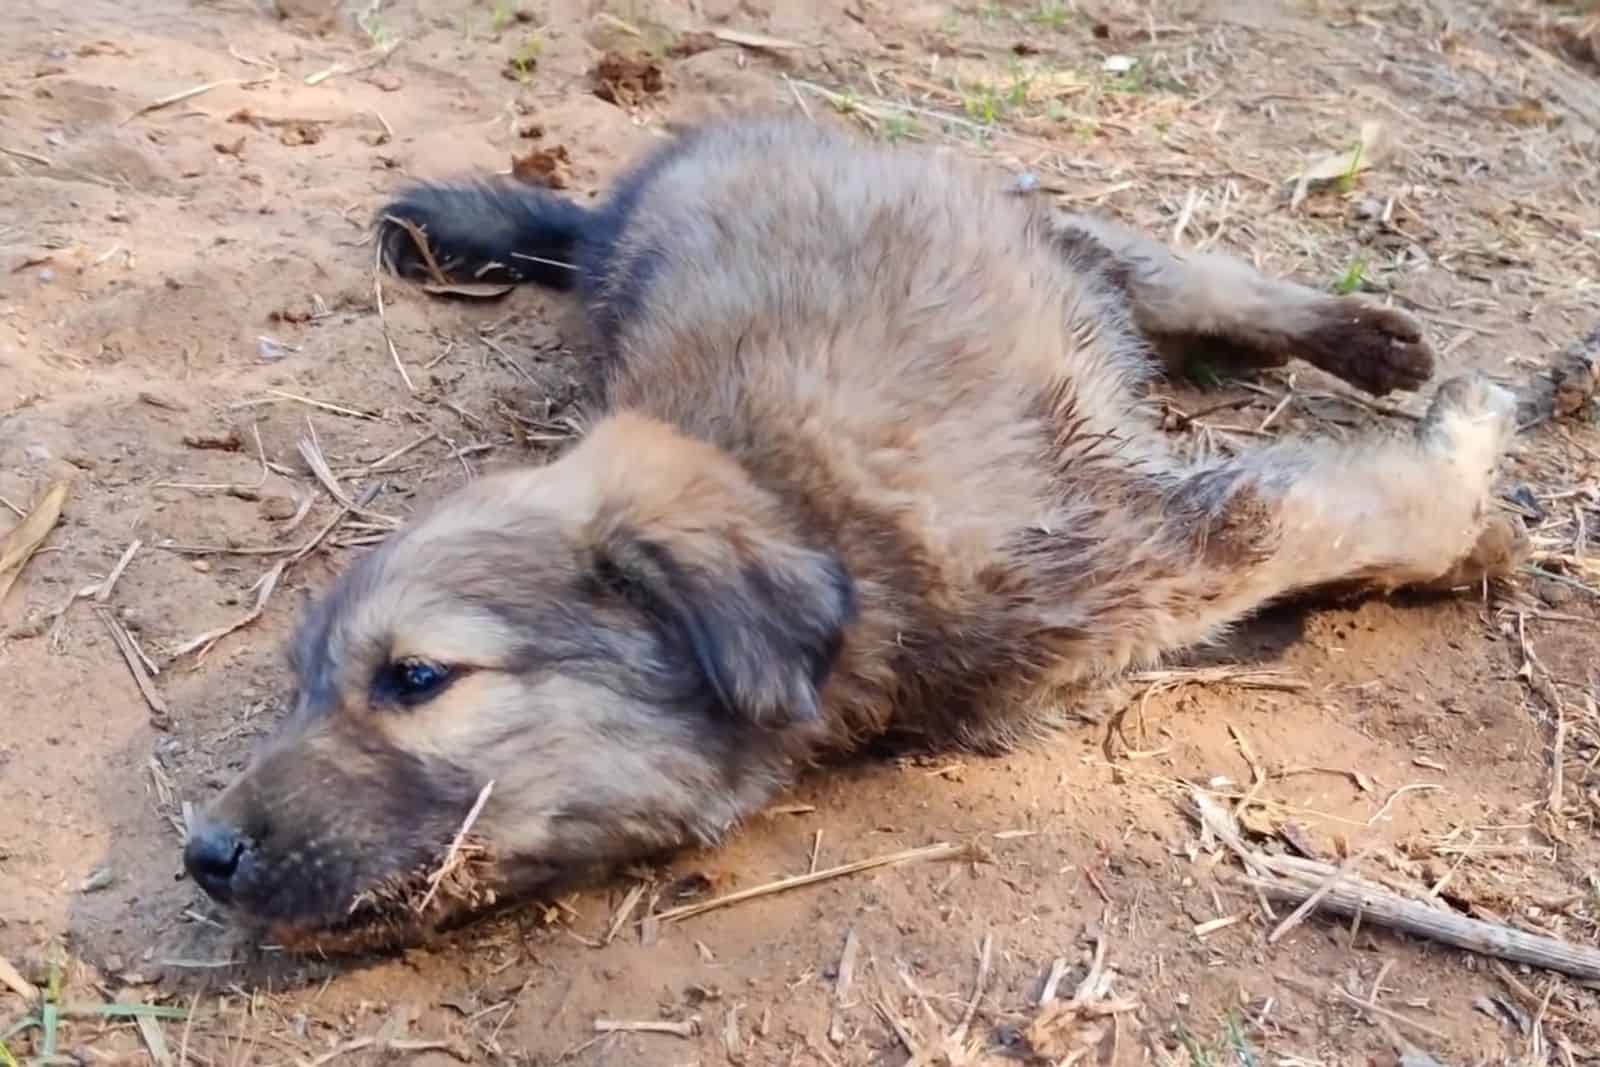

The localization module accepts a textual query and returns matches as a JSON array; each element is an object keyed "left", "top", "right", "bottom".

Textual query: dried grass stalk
[{"left": 0, "top": 481, "right": 68, "bottom": 604}]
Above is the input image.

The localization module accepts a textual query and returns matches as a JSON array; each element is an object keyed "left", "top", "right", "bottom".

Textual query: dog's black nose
[{"left": 183, "top": 820, "right": 244, "bottom": 902}]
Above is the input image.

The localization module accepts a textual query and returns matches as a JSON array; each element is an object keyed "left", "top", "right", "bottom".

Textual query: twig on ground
[
  {"left": 167, "top": 561, "right": 286, "bottom": 660},
  {"left": 649, "top": 841, "right": 978, "bottom": 925},
  {"left": 875, "top": 998, "right": 925, "bottom": 1062},
  {"left": 98, "top": 609, "right": 169, "bottom": 719},
  {"left": 1238, "top": 863, "right": 1600, "bottom": 981},
  {"left": 120, "top": 75, "right": 274, "bottom": 126},
  {"left": 0, "top": 956, "right": 36, "bottom": 1000},
  {"left": 0, "top": 145, "right": 51, "bottom": 167},
  {"left": 602, "top": 882, "right": 648, "bottom": 946},
  {"left": 306, "top": 1035, "right": 459, "bottom": 1065},
  {"left": 481, "top": 336, "right": 541, "bottom": 389},
  {"left": 1491, "top": 961, "right": 1590, "bottom": 1027},
  {"left": 304, "top": 41, "right": 403, "bottom": 87},
  {"left": 297, "top": 429, "right": 400, "bottom": 527},
  {"left": 153, "top": 423, "right": 269, "bottom": 494},
  {"left": 246, "top": 390, "right": 381, "bottom": 421},
  {"left": 93, "top": 539, "right": 141, "bottom": 604},
  {"left": 1327, "top": 982, "right": 1450, "bottom": 1042},
  {"left": 948, "top": 931, "right": 993, "bottom": 1049},
  {"left": 592, "top": 1019, "right": 697, "bottom": 1038},
  {"left": 836, "top": 929, "right": 859, "bottom": 1003},
  {"left": 1366, "top": 783, "right": 1442, "bottom": 826},
  {"left": 1038, "top": 957, "right": 1069, "bottom": 1005},
  {"left": 1194, "top": 789, "right": 1600, "bottom": 980},
  {"left": 827, "top": 928, "right": 860, "bottom": 1046},
  {"left": 291, "top": 483, "right": 384, "bottom": 564},
  {"left": 366, "top": 432, "right": 440, "bottom": 473},
  {"left": 373, "top": 240, "right": 416, "bottom": 393},
  {"left": 135, "top": 1013, "right": 172, "bottom": 1067},
  {"left": 381, "top": 214, "right": 450, "bottom": 287},
  {"left": 1266, "top": 847, "right": 1373, "bottom": 944},
  {"left": 1025, "top": 927, "right": 1139, "bottom": 1062}
]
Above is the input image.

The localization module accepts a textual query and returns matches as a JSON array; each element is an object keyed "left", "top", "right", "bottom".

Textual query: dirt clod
[
  {"left": 591, "top": 51, "right": 665, "bottom": 107},
  {"left": 510, "top": 143, "right": 572, "bottom": 189}
]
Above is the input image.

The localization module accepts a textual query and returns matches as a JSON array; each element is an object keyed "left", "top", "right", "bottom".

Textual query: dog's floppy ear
[{"left": 595, "top": 523, "right": 857, "bottom": 729}]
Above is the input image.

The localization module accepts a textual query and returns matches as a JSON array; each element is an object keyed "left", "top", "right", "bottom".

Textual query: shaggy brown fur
[{"left": 184, "top": 113, "right": 1526, "bottom": 942}]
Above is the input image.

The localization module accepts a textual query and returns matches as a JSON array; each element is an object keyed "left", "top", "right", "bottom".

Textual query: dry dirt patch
[{"left": 2, "top": 0, "right": 1599, "bottom": 1064}]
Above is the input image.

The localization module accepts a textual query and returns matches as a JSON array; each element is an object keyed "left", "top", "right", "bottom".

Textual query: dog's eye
[{"left": 379, "top": 658, "right": 453, "bottom": 707}]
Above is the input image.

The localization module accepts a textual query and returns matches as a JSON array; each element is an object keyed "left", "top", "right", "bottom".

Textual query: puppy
[{"left": 184, "top": 113, "right": 1523, "bottom": 944}]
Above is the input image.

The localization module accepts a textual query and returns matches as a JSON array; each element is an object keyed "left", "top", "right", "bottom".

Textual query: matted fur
[{"left": 184, "top": 113, "right": 1526, "bottom": 944}]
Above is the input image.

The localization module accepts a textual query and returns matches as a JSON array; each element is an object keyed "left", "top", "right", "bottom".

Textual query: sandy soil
[{"left": 3, "top": 0, "right": 1599, "bottom": 1063}]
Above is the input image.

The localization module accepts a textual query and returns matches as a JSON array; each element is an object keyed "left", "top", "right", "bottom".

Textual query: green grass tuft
[{"left": 1334, "top": 258, "right": 1367, "bottom": 295}]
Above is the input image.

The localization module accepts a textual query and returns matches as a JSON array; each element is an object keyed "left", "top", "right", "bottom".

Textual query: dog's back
[{"left": 381, "top": 115, "right": 1170, "bottom": 744}]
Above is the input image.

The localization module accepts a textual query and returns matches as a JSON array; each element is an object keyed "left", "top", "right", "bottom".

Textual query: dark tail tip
[{"left": 375, "top": 179, "right": 592, "bottom": 291}]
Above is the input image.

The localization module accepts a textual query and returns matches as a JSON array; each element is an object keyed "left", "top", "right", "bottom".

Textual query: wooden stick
[
  {"left": 372, "top": 241, "right": 416, "bottom": 394},
  {"left": 1266, "top": 847, "right": 1373, "bottom": 945},
  {"left": 120, "top": 76, "right": 272, "bottom": 126},
  {"left": 93, "top": 539, "right": 142, "bottom": 604},
  {"left": 948, "top": 932, "right": 992, "bottom": 1047},
  {"left": 1274, "top": 971, "right": 1447, "bottom": 1042},
  {"left": 98, "top": 609, "right": 169, "bottom": 718},
  {"left": 649, "top": 841, "right": 974, "bottom": 925},
  {"left": 593, "top": 1019, "right": 697, "bottom": 1038},
  {"left": 0, "top": 144, "right": 51, "bottom": 167},
  {"left": 603, "top": 882, "right": 648, "bottom": 946},
  {"left": 1238, "top": 869, "right": 1600, "bottom": 981}
]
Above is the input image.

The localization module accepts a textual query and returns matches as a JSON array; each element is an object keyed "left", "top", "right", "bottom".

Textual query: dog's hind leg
[
  {"left": 1050, "top": 372, "right": 1528, "bottom": 670},
  {"left": 1050, "top": 211, "right": 1434, "bottom": 397}
]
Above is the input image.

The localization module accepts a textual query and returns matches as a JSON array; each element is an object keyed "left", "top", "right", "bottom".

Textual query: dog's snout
[{"left": 183, "top": 818, "right": 246, "bottom": 903}]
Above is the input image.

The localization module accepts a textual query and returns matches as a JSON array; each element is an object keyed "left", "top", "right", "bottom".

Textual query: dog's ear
[{"left": 595, "top": 524, "right": 857, "bottom": 729}]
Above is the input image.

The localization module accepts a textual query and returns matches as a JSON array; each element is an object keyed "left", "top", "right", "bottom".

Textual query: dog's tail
[{"left": 375, "top": 179, "right": 595, "bottom": 291}]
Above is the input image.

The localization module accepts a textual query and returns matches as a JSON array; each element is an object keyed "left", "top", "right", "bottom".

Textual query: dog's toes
[
  {"left": 1416, "top": 512, "right": 1531, "bottom": 592},
  {"left": 1299, "top": 301, "right": 1436, "bottom": 396}
]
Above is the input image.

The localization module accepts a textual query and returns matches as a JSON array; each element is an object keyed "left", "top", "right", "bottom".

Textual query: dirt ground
[{"left": 3, "top": 0, "right": 1600, "bottom": 1063}]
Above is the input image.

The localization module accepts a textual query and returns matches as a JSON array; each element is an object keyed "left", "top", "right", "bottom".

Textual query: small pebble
[
  {"left": 80, "top": 867, "right": 115, "bottom": 894},
  {"left": 1535, "top": 578, "right": 1573, "bottom": 608},
  {"left": 24, "top": 443, "right": 51, "bottom": 463},
  {"left": 257, "top": 336, "right": 296, "bottom": 360},
  {"left": 259, "top": 494, "right": 299, "bottom": 521},
  {"left": 191, "top": 559, "right": 212, "bottom": 573}
]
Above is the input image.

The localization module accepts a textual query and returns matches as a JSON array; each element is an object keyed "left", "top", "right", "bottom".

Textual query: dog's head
[{"left": 183, "top": 414, "right": 856, "bottom": 943}]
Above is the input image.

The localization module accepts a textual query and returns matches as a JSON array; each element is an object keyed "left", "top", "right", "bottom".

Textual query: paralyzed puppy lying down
[{"left": 183, "top": 112, "right": 1525, "bottom": 949}]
